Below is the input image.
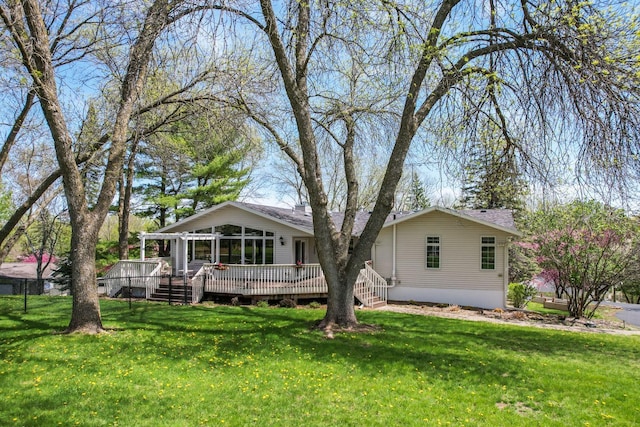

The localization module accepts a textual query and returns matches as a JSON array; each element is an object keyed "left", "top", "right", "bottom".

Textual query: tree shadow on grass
[
  {"left": 0, "top": 297, "right": 73, "bottom": 357},
  {"left": 4, "top": 297, "right": 639, "bottom": 397},
  {"left": 90, "top": 301, "right": 640, "bottom": 391}
]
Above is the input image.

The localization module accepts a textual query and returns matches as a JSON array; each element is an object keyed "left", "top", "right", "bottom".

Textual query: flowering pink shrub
[
  {"left": 21, "top": 253, "right": 57, "bottom": 264},
  {"left": 524, "top": 200, "right": 640, "bottom": 318}
]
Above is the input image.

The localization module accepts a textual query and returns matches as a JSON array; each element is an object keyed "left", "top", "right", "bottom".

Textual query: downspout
[
  {"left": 391, "top": 223, "right": 397, "bottom": 287},
  {"left": 502, "top": 241, "right": 509, "bottom": 308},
  {"left": 371, "top": 240, "right": 376, "bottom": 266}
]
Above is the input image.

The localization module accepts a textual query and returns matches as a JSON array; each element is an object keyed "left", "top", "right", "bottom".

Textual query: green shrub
[
  {"left": 508, "top": 282, "right": 537, "bottom": 308},
  {"left": 256, "top": 300, "right": 269, "bottom": 308},
  {"left": 308, "top": 301, "right": 321, "bottom": 309},
  {"left": 279, "top": 298, "right": 297, "bottom": 308}
]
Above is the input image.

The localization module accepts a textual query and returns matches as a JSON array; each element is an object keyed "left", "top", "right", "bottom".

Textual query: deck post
[
  {"left": 23, "top": 278, "right": 28, "bottom": 313},
  {"left": 128, "top": 277, "right": 132, "bottom": 310},
  {"left": 183, "top": 274, "right": 188, "bottom": 305}
]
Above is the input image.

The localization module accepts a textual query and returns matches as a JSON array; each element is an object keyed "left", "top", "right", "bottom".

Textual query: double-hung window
[
  {"left": 425, "top": 236, "right": 440, "bottom": 269},
  {"left": 481, "top": 236, "right": 496, "bottom": 270}
]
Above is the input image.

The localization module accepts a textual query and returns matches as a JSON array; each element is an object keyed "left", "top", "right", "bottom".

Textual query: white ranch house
[{"left": 103, "top": 201, "right": 521, "bottom": 309}]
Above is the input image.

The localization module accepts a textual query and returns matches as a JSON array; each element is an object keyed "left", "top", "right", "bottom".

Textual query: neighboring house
[
  {"left": 0, "top": 262, "right": 58, "bottom": 295},
  {"left": 106, "top": 202, "right": 520, "bottom": 309}
]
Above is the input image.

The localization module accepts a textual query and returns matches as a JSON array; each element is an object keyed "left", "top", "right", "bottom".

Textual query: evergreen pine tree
[
  {"left": 457, "top": 137, "right": 526, "bottom": 217},
  {"left": 408, "top": 172, "right": 430, "bottom": 211},
  {"left": 135, "top": 113, "right": 254, "bottom": 226}
]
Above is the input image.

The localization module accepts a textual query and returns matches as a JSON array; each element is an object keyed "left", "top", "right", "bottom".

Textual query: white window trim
[
  {"left": 204, "top": 224, "right": 276, "bottom": 264},
  {"left": 480, "top": 236, "right": 496, "bottom": 270},
  {"left": 425, "top": 235, "right": 441, "bottom": 270}
]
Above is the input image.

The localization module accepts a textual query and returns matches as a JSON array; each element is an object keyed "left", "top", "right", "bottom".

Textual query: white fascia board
[{"left": 155, "top": 201, "right": 314, "bottom": 236}]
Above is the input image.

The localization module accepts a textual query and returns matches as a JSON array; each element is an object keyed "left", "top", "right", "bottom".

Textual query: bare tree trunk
[
  {"left": 66, "top": 218, "right": 103, "bottom": 333},
  {"left": 1, "top": 0, "right": 181, "bottom": 333},
  {"left": 117, "top": 174, "right": 128, "bottom": 259},
  {"left": 318, "top": 267, "right": 358, "bottom": 329},
  {"left": 118, "top": 139, "right": 139, "bottom": 260}
]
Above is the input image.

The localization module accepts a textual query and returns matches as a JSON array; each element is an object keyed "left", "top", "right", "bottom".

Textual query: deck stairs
[
  {"left": 353, "top": 263, "right": 389, "bottom": 308},
  {"left": 147, "top": 277, "right": 193, "bottom": 304}
]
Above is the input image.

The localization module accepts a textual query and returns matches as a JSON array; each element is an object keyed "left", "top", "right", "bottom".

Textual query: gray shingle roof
[
  {"left": 460, "top": 208, "right": 518, "bottom": 230},
  {"left": 0, "top": 263, "right": 57, "bottom": 280},
  {"left": 241, "top": 203, "right": 314, "bottom": 231},
  {"left": 238, "top": 203, "right": 519, "bottom": 236}
]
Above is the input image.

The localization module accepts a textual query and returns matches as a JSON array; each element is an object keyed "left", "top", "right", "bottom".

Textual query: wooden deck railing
[
  {"left": 102, "top": 260, "right": 388, "bottom": 307},
  {"left": 101, "top": 260, "right": 163, "bottom": 298},
  {"left": 199, "top": 263, "right": 327, "bottom": 296}
]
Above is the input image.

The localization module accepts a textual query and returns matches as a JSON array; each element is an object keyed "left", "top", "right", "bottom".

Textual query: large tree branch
[
  {"left": 339, "top": 113, "right": 358, "bottom": 249},
  {"left": 0, "top": 171, "right": 61, "bottom": 251},
  {"left": 133, "top": 70, "right": 212, "bottom": 116},
  {"left": 0, "top": 3, "right": 39, "bottom": 82},
  {"left": 259, "top": 0, "right": 298, "bottom": 96},
  {"left": 294, "top": 0, "right": 309, "bottom": 89},
  {"left": 0, "top": 89, "right": 36, "bottom": 173},
  {"left": 233, "top": 95, "right": 304, "bottom": 172},
  {"left": 0, "top": 131, "right": 110, "bottom": 252},
  {"left": 92, "top": 0, "right": 178, "bottom": 220},
  {"left": 401, "top": 0, "right": 461, "bottom": 135},
  {"left": 21, "top": 0, "right": 88, "bottom": 218}
]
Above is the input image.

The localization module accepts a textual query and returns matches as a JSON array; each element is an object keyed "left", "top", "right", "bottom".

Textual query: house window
[
  {"left": 425, "top": 236, "right": 440, "bottom": 269},
  {"left": 481, "top": 236, "right": 496, "bottom": 270},
  {"left": 192, "top": 227, "right": 213, "bottom": 260},
  {"left": 212, "top": 224, "right": 275, "bottom": 264}
]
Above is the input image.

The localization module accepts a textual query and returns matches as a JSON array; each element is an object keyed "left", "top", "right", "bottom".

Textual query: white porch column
[
  {"left": 215, "top": 233, "right": 220, "bottom": 263},
  {"left": 182, "top": 232, "right": 189, "bottom": 277},
  {"left": 140, "top": 232, "right": 146, "bottom": 261}
]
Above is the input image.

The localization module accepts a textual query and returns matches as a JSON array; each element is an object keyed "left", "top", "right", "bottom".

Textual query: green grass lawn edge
[{"left": 1, "top": 296, "right": 639, "bottom": 426}]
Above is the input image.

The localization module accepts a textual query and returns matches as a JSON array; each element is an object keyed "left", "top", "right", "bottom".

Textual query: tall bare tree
[
  {"left": 1, "top": 0, "right": 197, "bottom": 333},
  {"left": 213, "top": 0, "right": 640, "bottom": 329},
  {"left": 0, "top": 0, "right": 108, "bottom": 264}
]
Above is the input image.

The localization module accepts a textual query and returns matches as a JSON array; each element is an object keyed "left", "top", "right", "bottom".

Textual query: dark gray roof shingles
[{"left": 238, "top": 203, "right": 519, "bottom": 236}]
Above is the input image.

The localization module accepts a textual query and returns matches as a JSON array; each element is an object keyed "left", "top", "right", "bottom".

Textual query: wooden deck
[
  {"left": 193, "top": 264, "right": 327, "bottom": 297},
  {"left": 101, "top": 261, "right": 389, "bottom": 307}
]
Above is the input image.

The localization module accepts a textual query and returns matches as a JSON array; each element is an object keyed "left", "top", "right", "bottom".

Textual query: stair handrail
[
  {"left": 101, "top": 260, "right": 162, "bottom": 298},
  {"left": 101, "top": 261, "right": 126, "bottom": 297},
  {"left": 191, "top": 265, "right": 206, "bottom": 304},
  {"left": 145, "top": 261, "right": 164, "bottom": 299},
  {"left": 355, "top": 261, "right": 391, "bottom": 307}
]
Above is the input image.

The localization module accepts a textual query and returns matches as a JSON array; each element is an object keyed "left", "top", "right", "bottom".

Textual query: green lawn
[{"left": 1, "top": 297, "right": 639, "bottom": 426}]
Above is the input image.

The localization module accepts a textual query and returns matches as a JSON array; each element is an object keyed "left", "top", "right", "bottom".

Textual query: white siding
[
  {"left": 371, "top": 227, "right": 393, "bottom": 275},
  {"left": 164, "top": 205, "right": 314, "bottom": 265},
  {"left": 388, "top": 287, "right": 505, "bottom": 309},
  {"left": 373, "top": 211, "right": 511, "bottom": 308}
]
